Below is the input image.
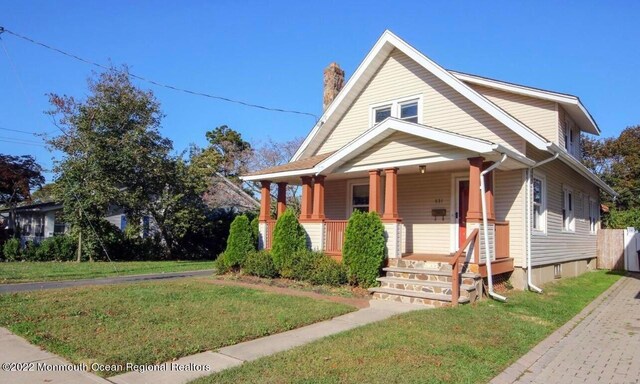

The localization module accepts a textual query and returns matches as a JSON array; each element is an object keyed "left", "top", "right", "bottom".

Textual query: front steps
[{"left": 369, "top": 258, "right": 483, "bottom": 307}]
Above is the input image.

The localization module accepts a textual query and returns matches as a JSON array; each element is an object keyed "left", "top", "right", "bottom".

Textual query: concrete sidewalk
[
  {"left": 0, "top": 270, "right": 214, "bottom": 294},
  {"left": 491, "top": 274, "right": 640, "bottom": 384},
  {"left": 0, "top": 300, "right": 421, "bottom": 384},
  {"left": 0, "top": 328, "right": 109, "bottom": 384}
]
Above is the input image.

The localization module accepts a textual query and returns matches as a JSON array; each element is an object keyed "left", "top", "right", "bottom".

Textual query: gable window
[
  {"left": 374, "top": 106, "right": 392, "bottom": 124},
  {"left": 370, "top": 95, "right": 422, "bottom": 126},
  {"left": 399, "top": 101, "right": 418, "bottom": 123},
  {"left": 562, "top": 187, "right": 575, "bottom": 232},
  {"left": 350, "top": 184, "right": 370, "bottom": 213},
  {"left": 532, "top": 176, "right": 546, "bottom": 233}
]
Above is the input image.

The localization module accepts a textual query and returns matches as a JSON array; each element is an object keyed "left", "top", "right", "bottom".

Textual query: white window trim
[
  {"left": 562, "top": 186, "right": 575, "bottom": 233},
  {"left": 346, "top": 179, "right": 370, "bottom": 217},
  {"left": 532, "top": 174, "right": 547, "bottom": 235},
  {"left": 589, "top": 197, "right": 598, "bottom": 235},
  {"left": 369, "top": 94, "right": 423, "bottom": 127}
]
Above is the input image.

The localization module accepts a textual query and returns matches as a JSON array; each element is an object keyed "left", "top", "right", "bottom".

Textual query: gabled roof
[
  {"left": 242, "top": 118, "right": 534, "bottom": 181},
  {"left": 451, "top": 70, "right": 600, "bottom": 135},
  {"left": 291, "top": 30, "right": 550, "bottom": 162}
]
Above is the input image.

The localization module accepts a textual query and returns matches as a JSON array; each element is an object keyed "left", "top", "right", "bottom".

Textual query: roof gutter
[
  {"left": 480, "top": 153, "right": 508, "bottom": 302},
  {"left": 525, "top": 153, "right": 559, "bottom": 294}
]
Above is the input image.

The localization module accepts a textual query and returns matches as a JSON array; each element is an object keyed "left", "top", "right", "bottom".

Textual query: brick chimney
[{"left": 323, "top": 62, "right": 345, "bottom": 111}]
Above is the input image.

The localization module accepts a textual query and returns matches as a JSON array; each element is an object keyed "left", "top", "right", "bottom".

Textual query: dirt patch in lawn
[{"left": 202, "top": 276, "right": 371, "bottom": 309}]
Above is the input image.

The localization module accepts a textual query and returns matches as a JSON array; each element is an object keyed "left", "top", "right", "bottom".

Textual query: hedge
[
  {"left": 218, "top": 215, "right": 255, "bottom": 270},
  {"left": 243, "top": 250, "right": 278, "bottom": 278},
  {"left": 271, "top": 208, "right": 307, "bottom": 278},
  {"left": 2, "top": 238, "right": 21, "bottom": 261},
  {"left": 342, "top": 210, "right": 386, "bottom": 288}
]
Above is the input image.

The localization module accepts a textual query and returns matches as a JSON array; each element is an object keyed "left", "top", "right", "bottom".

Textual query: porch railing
[
  {"left": 324, "top": 220, "right": 348, "bottom": 255},
  {"left": 494, "top": 221, "right": 510, "bottom": 259},
  {"left": 450, "top": 228, "right": 479, "bottom": 306},
  {"left": 265, "top": 220, "right": 277, "bottom": 250}
]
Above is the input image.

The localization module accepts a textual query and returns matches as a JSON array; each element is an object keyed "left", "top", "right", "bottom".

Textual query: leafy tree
[
  {"left": 0, "top": 154, "right": 44, "bottom": 233},
  {"left": 30, "top": 183, "right": 56, "bottom": 203},
  {"left": 342, "top": 211, "right": 386, "bottom": 288},
  {"left": 204, "top": 125, "right": 252, "bottom": 181}
]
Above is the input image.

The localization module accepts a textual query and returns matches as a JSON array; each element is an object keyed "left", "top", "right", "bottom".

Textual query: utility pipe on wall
[
  {"left": 480, "top": 153, "right": 508, "bottom": 302},
  {"left": 526, "top": 152, "right": 559, "bottom": 293}
]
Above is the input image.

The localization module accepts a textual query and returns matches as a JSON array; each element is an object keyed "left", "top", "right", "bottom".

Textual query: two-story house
[{"left": 242, "top": 31, "right": 616, "bottom": 306}]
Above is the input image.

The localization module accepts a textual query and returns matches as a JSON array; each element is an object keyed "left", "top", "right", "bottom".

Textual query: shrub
[
  {"left": 250, "top": 216, "right": 260, "bottom": 249},
  {"left": 309, "top": 256, "right": 348, "bottom": 286},
  {"left": 34, "top": 236, "right": 77, "bottom": 261},
  {"left": 213, "top": 253, "right": 230, "bottom": 274},
  {"left": 271, "top": 209, "right": 307, "bottom": 278},
  {"left": 2, "top": 238, "right": 21, "bottom": 261},
  {"left": 243, "top": 250, "right": 278, "bottom": 278},
  {"left": 22, "top": 241, "right": 40, "bottom": 261},
  {"left": 290, "top": 249, "right": 323, "bottom": 281},
  {"left": 342, "top": 211, "right": 386, "bottom": 288},
  {"left": 219, "top": 215, "right": 255, "bottom": 270}
]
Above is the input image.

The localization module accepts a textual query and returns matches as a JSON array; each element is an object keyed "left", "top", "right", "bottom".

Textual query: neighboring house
[
  {"left": 242, "top": 30, "right": 615, "bottom": 305},
  {"left": 0, "top": 202, "right": 68, "bottom": 244},
  {"left": 1, "top": 174, "right": 259, "bottom": 245}
]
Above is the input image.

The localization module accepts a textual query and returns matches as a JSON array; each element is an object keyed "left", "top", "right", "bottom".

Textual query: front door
[{"left": 458, "top": 180, "right": 469, "bottom": 248}]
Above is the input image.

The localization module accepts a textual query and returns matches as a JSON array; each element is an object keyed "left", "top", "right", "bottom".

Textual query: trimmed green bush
[
  {"left": 2, "top": 238, "right": 21, "bottom": 261},
  {"left": 290, "top": 249, "right": 323, "bottom": 281},
  {"left": 22, "top": 241, "right": 40, "bottom": 261},
  {"left": 250, "top": 216, "right": 260, "bottom": 249},
  {"left": 271, "top": 209, "right": 307, "bottom": 278},
  {"left": 34, "top": 236, "right": 77, "bottom": 261},
  {"left": 243, "top": 250, "right": 278, "bottom": 278},
  {"left": 342, "top": 211, "right": 386, "bottom": 288},
  {"left": 309, "top": 256, "right": 348, "bottom": 286},
  {"left": 218, "top": 215, "right": 255, "bottom": 270}
]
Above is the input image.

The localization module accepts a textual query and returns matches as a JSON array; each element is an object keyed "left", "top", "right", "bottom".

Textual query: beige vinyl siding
[
  {"left": 469, "top": 84, "right": 558, "bottom": 143},
  {"left": 397, "top": 172, "right": 452, "bottom": 254},
  {"left": 315, "top": 49, "right": 525, "bottom": 155},
  {"left": 528, "top": 144, "right": 599, "bottom": 266},
  {"left": 558, "top": 106, "right": 566, "bottom": 149},
  {"left": 324, "top": 179, "right": 347, "bottom": 220},
  {"left": 494, "top": 169, "right": 527, "bottom": 267},
  {"left": 341, "top": 132, "right": 470, "bottom": 170}
]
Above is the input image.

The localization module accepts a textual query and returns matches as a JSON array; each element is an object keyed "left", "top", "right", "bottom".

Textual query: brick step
[
  {"left": 377, "top": 277, "right": 476, "bottom": 294},
  {"left": 369, "top": 287, "right": 470, "bottom": 307}
]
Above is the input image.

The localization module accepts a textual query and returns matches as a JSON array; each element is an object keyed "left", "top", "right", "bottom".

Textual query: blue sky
[{"left": 1, "top": 1, "right": 638, "bottom": 182}]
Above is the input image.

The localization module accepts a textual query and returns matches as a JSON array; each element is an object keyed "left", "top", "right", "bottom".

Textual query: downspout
[
  {"left": 480, "top": 153, "right": 508, "bottom": 302},
  {"left": 526, "top": 152, "right": 559, "bottom": 293}
]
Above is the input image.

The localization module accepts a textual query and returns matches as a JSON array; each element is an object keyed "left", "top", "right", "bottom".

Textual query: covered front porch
[
  {"left": 242, "top": 118, "right": 534, "bottom": 280},
  {"left": 254, "top": 157, "right": 515, "bottom": 278}
]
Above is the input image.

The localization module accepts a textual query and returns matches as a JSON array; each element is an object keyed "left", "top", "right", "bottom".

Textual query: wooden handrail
[{"left": 450, "top": 228, "right": 479, "bottom": 306}]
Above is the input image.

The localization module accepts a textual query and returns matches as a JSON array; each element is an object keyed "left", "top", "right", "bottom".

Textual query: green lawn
[
  {"left": 194, "top": 270, "right": 621, "bottom": 384},
  {"left": 0, "top": 261, "right": 217, "bottom": 283},
  {"left": 0, "top": 280, "right": 355, "bottom": 376}
]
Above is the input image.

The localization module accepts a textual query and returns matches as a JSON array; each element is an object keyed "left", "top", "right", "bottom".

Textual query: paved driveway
[
  {"left": 492, "top": 274, "right": 640, "bottom": 384},
  {"left": 0, "top": 270, "right": 214, "bottom": 294}
]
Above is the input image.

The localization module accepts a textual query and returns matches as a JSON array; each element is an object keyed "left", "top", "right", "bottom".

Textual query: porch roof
[{"left": 241, "top": 118, "right": 535, "bottom": 182}]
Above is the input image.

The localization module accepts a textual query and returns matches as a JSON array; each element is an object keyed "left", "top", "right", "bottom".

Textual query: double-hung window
[
  {"left": 371, "top": 96, "right": 422, "bottom": 126},
  {"left": 350, "top": 184, "right": 370, "bottom": 213},
  {"left": 532, "top": 176, "right": 546, "bottom": 233},
  {"left": 562, "top": 187, "right": 575, "bottom": 232}
]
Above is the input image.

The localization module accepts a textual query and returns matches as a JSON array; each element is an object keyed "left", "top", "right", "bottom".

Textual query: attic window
[
  {"left": 370, "top": 95, "right": 422, "bottom": 126},
  {"left": 374, "top": 106, "right": 392, "bottom": 124},
  {"left": 400, "top": 101, "right": 418, "bottom": 123}
]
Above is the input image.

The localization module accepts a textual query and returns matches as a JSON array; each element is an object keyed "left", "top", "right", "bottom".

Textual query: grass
[
  {"left": 0, "top": 260, "right": 217, "bottom": 283},
  {"left": 194, "top": 270, "right": 621, "bottom": 384},
  {"left": 0, "top": 279, "right": 355, "bottom": 376}
]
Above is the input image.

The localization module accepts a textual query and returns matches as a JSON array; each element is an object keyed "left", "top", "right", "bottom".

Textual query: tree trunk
[{"left": 77, "top": 230, "right": 82, "bottom": 262}]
